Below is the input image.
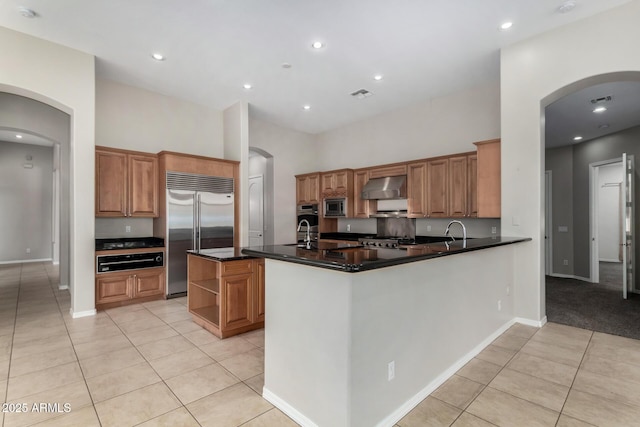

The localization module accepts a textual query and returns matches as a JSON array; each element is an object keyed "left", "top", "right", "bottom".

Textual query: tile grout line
[{"left": 1, "top": 264, "right": 22, "bottom": 427}]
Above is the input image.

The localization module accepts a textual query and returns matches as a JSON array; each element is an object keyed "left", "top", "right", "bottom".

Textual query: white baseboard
[
  {"left": 262, "top": 388, "right": 319, "bottom": 427},
  {"left": 58, "top": 284, "right": 69, "bottom": 290},
  {"left": 69, "top": 308, "right": 96, "bottom": 319},
  {"left": 549, "top": 273, "right": 592, "bottom": 283},
  {"left": 515, "top": 316, "right": 547, "bottom": 328},
  {"left": 599, "top": 259, "right": 621, "bottom": 263},
  {"left": 0, "top": 258, "right": 53, "bottom": 265}
]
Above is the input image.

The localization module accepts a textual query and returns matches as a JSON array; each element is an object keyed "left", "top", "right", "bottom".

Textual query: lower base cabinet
[
  {"left": 96, "top": 267, "right": 165, "bottom": 310},
  {"left": 187, "top": 255, "right": 265, "bottom": 339}
]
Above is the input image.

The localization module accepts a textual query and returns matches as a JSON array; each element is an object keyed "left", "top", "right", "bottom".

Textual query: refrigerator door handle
[{"left": 196, "top": 193, "right": 202, "bottom": 252}]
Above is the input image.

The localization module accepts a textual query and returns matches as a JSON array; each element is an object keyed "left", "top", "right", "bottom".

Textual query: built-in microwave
[{"left": 324, "top": 198, "right": 347, "bottom": 217}]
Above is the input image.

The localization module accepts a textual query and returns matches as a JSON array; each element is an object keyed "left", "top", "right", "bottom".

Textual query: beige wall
[
  {"left": 315, "top": 81, "right": 500, "bottom": 170},
  {"left": 249, "top": 118, "right": 317, "bottom": 244},
  {"left": 501, "top": 0, "right": 640, "bottom": 321},
  {"left": 0, "top": 26, "right": 95, "bottom": 316},
  {"left": 96, "top": 78, "right": 223, "bottom": 156}
]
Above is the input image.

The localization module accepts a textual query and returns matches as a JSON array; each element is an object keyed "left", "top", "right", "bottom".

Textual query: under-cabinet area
[{"left": 187, "top": 251, "right": 265, "bottom": 339}]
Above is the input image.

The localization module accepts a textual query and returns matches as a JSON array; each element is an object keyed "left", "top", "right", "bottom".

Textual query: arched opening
[
  {"left": 542, "top": 71, "right": 640, "bottom": 338},
  {"left": 0, "top": 91, "right": 71, "bottom": 291},
  {"left": 248, "top": 147, "right": 275, "bottom": 246}
]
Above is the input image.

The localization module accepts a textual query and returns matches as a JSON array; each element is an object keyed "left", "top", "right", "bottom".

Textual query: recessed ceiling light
[
  {"left": 573, "top": 136, "right": 583, "bottom": 141},
  {"left": 151, "top": 53, "right": 165, "bottom": 61},
  {"left": 373, "top": 74, "right": 383, "bottom": 81},
  {"left": 15, "top": 134, "right": 23, "bottom": 139},
  {"left": 243, "top": 83, "right": 252, "bottom": 90},
  {"left": 500, "top": 22, "right": 513, "bottom": 31},
  {"left": 303, "top": 105, "right": 311, "bottom": 110},
  {"left": 593, "top": 106, "right": 607, "bottom": 113},
  {"left": 18, "top": 7, "right": 36, "bottom": 18},
  {"left": 311, "top": 41, "right": 324, "bottom": 49},
  {"left": 557, "top": 1, "right": 577, "bottom": 14}
]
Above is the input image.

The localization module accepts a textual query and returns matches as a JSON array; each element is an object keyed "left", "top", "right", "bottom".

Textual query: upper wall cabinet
[
  {"left": 321, "top": 169, "right": 353, "bottom": 198},
  {"left": 296, "top": 172, "right": 320, "bottom": 205},
  {"left": 407, "top": 162, "right": 427, "bottom": 218},
  {"left": 353, "top": 169, "right": 373, "bottom": 218},
  {"left": 474, "top": 139, "right": 501, "bottom": 218},
  {"left": 95, "top": 147, "right": 158, "bottom": 217},
  {"left": 426, "top": 158, "right": 449, "bottom": 218}
]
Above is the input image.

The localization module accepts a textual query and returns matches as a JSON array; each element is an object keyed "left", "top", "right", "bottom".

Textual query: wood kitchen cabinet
[
  {"left": 96, "top": 266, "right": 165, "bottom": 310},
  {"left": 467, "top": 153, "right": 478, "bottom": 218},
  {"left": 407, "top": 162, "right": 428, "bottom": 218},
  {"left": 353, "top": 169, "right": 373, "bottom": 218},
  {"left": 321, "top": 169, "right": 353, "bottom": 197},
  {"left": 474, "top": 139, "right": 501, "bottom": 218},
  {"left": 448, "top": 155, "right": 468, "bottom": 218},
  {"left": 368, "top": 164, "right": 407, "bottom": 179},
  {"left": 426, "top": 158, "right": 449, "bottom": 217},
  {"left": 187, "top": 254, "right": 264, "bottom": 339},
  {"left": 95, "top": 146, "right": 158, "bottom": 217},
  {"left": 296, "top": 172, "right": 320, "bottom": 205}
]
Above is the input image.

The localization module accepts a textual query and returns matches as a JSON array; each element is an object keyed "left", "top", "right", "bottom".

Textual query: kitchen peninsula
[{"left": 242, "top": 236, "right": 530, "bottom": 427}]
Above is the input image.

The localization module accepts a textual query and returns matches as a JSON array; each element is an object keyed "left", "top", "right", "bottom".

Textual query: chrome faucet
[
  {"left": 444, "top": 220, "right": 466, "bottom": 242},
  {"left": 297, "top": 219, "right": 311, "bottom": 245}
]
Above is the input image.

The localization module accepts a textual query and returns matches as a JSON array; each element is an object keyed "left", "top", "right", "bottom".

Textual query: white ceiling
[
  {"left": 545, "top": 81, "right": 640, "bottom": 149},
  {"left": 0, "top": 129, "right": 53, "bottom": 146},
  {"left": 0, "top": 0, "right": 632, "bottom": 135}
]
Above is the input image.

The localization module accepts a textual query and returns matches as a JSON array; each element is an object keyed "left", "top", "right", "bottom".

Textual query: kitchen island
[
  {"left": 242, "top": 236, "right": 531, "bottom": 427},
  {"left": 186, "top": 248, "right": 264, "bottom": 338}
]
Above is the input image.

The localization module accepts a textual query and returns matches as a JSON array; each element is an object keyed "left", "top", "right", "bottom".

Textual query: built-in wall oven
[
  {"left": 296, "top": 204, "right": 319, "bottom": 243},
  {"left": 96, "top": 252, "right": 164, "bottom": 273}
]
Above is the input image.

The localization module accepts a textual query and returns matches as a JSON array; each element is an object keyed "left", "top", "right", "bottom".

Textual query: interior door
[
  {"left": 622, "top": 153, "right": 635, "bottom": 298},
  {"left": 249, "top": 175, "right": 265, "bottom": 246}
]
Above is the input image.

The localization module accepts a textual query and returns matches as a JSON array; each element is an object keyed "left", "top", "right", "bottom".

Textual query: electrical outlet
[
  {"left": 491, "top": 227, "right": 497, "bottom": 234},
  {"left": 347, "top": 224, "right": 351, "bottom": 232},
  {"left": 427, "top": 225, "right": 432, "bottom": 232},
  {"left": 497, "top": 300, "right": 502, "bottom": 311},
  {"left": 125, "top": 225, "right": 131, "bottom": 233},
  {"left": 388, "top": 361, "right": 395, "bottom": 381},
  {"left": 26, "top": 248, "right": 31, "bottom": 254},
  {"left": 563, "top": 260, "right": 569, "bottom": 266},
  {"left": 506, "top": 286, "right": 510, "bottom": 296}
]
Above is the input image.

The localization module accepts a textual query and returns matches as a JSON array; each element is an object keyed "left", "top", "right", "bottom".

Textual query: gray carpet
[{"left": 546, "top": 262, "right": 640, "bottom": 340}]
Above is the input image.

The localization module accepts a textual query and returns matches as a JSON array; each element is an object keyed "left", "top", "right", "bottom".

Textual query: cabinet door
[
  {"left": 334, "top": 170, "right": 350, "bottom": 193},
  {"left": 467, "top": 154, "right": 478, "bottom": 218},
  {"left": 307, "top": 174, "right": 320, "bottom": 204},
  {"left": 321, "top": 173, "right": 335, "bottom": 194},
  {"left": 426, "top": 159, "right": 449, "bottom": 217},
  {"left": 133, "top": 268, "right": 165, "bottom": 298},
  {"left": 296, "top": 176, "right": 309, "bottom": 204},
  {"left": 448, "top": 156, "right": 468, "bottom": 218},
  {"left": 407, "top": 162, "right": 427, "bottom": 218},
  {"left": 96, "top": 273, "right": 132, "bottom": 304},
  {"left": 475, "top": 139, "right": 501, "bottom": 218},
  {"left": 129, "top": 154, "right": 158, "bottom": 217},
  {"left": 253, "top": 260, "right": 265, "bottom": 323},
  {"left": 353, "top": 170, "right": 371, "bottom": 218},
  {"left": 368, "top": 164, "right": 407, "bottom": 179},
  {"left": 95, "top": 150, "right": 127, "bottom": 217},
  {"left": 221, "top": 273, "right": 253, "bottom": 331}
]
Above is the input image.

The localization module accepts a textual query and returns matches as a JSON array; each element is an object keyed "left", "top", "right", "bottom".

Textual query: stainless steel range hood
[{"left": 361, "top": 176, "right": 407, "bottom": 200}]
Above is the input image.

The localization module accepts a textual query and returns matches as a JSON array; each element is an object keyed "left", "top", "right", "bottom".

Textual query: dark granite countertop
[
  {"left": 187, "top": 247, "right": 259, "bottom": 261},
  {"left": 241, "top": 237, "right": 531, "bottom": 272}
]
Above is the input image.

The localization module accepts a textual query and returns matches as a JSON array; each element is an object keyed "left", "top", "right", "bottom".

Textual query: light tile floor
[{"left": 2, "top": 262, "right": 640, "bottom": 426}]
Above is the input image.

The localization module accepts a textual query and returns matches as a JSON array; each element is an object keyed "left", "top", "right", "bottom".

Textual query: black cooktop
[{"left": 95, "top": 237, "right": 165, "bottom": 251}]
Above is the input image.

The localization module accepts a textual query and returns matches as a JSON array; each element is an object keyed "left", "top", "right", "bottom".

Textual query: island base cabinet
[{"left": 187, "top": 254, "right": 264, "bottom": 339}]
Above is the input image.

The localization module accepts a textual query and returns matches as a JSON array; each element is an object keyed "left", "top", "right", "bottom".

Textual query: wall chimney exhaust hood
[{"left": 361, "top": 176, "right": 407, "bottom": 200}]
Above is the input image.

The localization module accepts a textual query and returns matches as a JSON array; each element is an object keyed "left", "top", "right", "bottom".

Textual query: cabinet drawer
[{"left": 221, "top": 260, "right": 253, "bottom": 276}]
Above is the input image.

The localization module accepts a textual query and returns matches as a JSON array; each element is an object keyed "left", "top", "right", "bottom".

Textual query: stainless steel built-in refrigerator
[{"left": 166, "top": 172, "right": 234, "bottom": 297}]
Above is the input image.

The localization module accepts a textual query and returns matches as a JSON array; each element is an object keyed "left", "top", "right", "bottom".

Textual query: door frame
[
  {"left": 248, "top": 174, "right": 265, "bottom": 246},
  {"left": 545, "top": 170, "right": 553, "bottom": 276},
  {"left": 589, "top": 157, "right": 623, "bottom": 284}
]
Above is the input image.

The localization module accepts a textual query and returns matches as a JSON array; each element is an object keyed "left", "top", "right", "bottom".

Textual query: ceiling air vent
[
  {"left": 590, "top": 95, "right": 612, "bottom": 104},
  {"left": 351, "top": 89, "right": 372, "bottom": 100}
]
